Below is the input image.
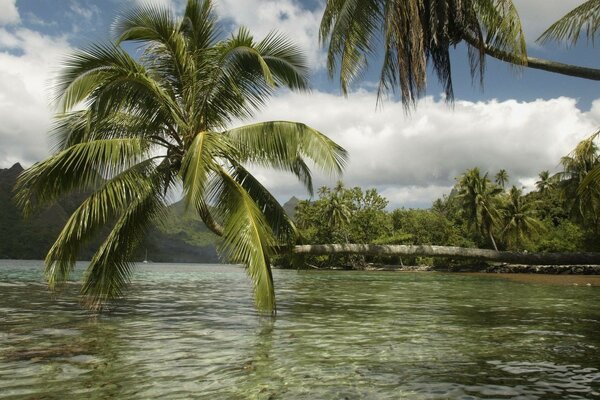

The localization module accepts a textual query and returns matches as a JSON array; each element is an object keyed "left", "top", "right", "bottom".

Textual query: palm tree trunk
[
  {"left": 292, "top": 244, "right": 600, "bottom": 265},
  {"left": 489, "top": 232, "right": 499, "bottom": 251},
  {"left": 463, "top": 34, "right": 600, "bottom": 80}
]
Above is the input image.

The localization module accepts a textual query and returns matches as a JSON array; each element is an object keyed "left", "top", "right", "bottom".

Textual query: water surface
[{"left": 1, "top": 260, "right": 600, "bottom": 399}]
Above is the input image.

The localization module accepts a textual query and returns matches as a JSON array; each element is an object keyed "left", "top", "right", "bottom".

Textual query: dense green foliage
[{"left": 287, "top": 132, "right": 600, "bottom": 269}]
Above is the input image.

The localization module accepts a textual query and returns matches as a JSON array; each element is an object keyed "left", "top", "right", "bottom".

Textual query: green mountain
[
  {"left": 283, "top": 196, "right": 301, "bottom": 220},
  {"left": 0, "top": 163, "right": 218, "bottom": 262}
]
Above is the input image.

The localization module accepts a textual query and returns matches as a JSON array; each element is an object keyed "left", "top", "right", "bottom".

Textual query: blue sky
[{"left": 1, "top": 0, "right": 599, "bottom": 208}]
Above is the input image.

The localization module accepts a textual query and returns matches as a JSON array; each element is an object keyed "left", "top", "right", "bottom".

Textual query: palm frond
[
  {"left": 208, "top": 168, "right": 277, "bottom": 314},
  {"left": 81, "top": 177, "right": 168, "bottom": 310},
  {"left": 538, "top": 0, "right": 600, "bottom": 45},
  {"left": 44, "top": 160, "right": 158, "bottom": 288},
  {"left": 15, "top": 138, "right": 151, "bottom": 216},
  {"left": 181, "top": 0, "right": 219, "bottom": 50},
  {"left": 180, "top": 131, "right": 235, "bottom": 213},
  {"left": 225, "top": 121, "right": 348, "bottom": 193},
  {"left": 229, "top": 162, "right": 297, "bottom": 241}
]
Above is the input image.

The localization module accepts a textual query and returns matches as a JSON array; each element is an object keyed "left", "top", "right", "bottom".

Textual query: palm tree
[
  {"left": 457, "top": 168, "right": 502, "bottom": 250},
  {"left": 535, "top": 170, "right": 554, "bottom": 194},
  {"left": 323, "top": 182, "right": 351, "bottom": 229},
  {"left": 500, "top": 186, "right": 544, "bottom": 250},
  {"left": 319, "top": 0, "right": 600, "bottom": 107},
  {"left": 495, "top": 169, "right": 509, "bottom": 189},
  {"left": 539, "top": 0, "right": 600, "bottom": 46},
  {"left": 14, "top": 0, "right": 347, "bottom": 314},
  {"left": 560, "top": 130, "right": 600, "bottom": 227}
]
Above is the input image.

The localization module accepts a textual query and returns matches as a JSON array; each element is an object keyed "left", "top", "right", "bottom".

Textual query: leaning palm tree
[
  {"left": 495, "top": 169, "right": 509, "bottom": 189},
  {"left": 14, "top": 0, "right": 347, "bottom": 314},
  {"left": 500, "top": 186, "right": 544, "bottom": 250},
  {"left": 457, "top": 168, "right": 502, "bottom": 250},
  {"left": 319, "top": 0, "right": 600, "bottom": 107}
]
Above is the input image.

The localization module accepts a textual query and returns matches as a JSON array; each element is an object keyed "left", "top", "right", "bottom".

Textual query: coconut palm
[
  {"left": 500, "top": 186, "right": 544, "bottom": 250},
  {"left": 319, "top": 0, "right": 600, "bottom": 106},
  {"left": 558, "top": 131, "right": 600, "bottom": 222},
  {"left": 14, "top": 0, "right": 347, "bottom": 314},
  {"left": 539, "top": 0, "right": 600, "bottom": 46},
  {"left": 495, "top": 169, "right": 509, "bottom": 189},
  {"left": 535, "top": 170, "right": 554, "bottom": 194},
  {"left": 457, "top": 168, "right": 502, "bottom": 250},
  {"left": 323, "top": 182, "right": 352, "bottom": 229}
]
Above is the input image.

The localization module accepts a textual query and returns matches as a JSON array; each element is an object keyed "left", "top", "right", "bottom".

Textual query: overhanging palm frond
[
  {"left": 209, "top": 168, "right": 276, "bottom": 313},
  {"left": 225, "top": 121, "right": 348, "bottom": 194},
  {"left": 538, "top": 0, "right": 600, "bottom": 46},
  {"left": 320, "top": 0, "right": 528, "bottom": 106},
  {"left": 45, "top": 160, "right": 157, "bottom": 288},
  {"left": 81, "top": 177, "right": 168, "bottom": 310},
  {"left": 230, "top": 162, "right": 297, "bottom": 241}
]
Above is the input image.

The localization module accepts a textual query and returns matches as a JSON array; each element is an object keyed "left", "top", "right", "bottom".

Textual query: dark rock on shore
[{"left": 484, "top": 264, "right": 600, "bottom": 275}]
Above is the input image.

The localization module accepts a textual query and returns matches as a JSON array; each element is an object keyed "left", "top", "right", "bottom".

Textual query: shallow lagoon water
[{"left": 1, "top": 260, "right": 600, "bottom": 399}]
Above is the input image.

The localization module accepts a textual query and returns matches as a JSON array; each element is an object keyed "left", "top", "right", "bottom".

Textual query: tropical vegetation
[
  {"left": 287, "top": 132, "right": 600, "bottom": 269},
  {"left": 14, "top": 0, "right": 347, "bottom": 314}
]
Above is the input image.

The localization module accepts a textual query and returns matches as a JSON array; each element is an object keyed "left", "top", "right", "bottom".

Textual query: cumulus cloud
[
  {"left": 239, "top": 91, "right": 600, "bottom": 208},
  {"left": 214, "top": 0, "right": 324, "bottom": 68},
  {"left": 0, "top": 0, "right": 19, "bottom": 26},
  {"left": 0, "top": 28, "right": 71, "bottom": 167}
]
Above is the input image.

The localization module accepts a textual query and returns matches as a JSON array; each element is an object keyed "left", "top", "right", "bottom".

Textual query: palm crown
[{"left": 15, "top": 0, "right": 347, "bottom": 314}]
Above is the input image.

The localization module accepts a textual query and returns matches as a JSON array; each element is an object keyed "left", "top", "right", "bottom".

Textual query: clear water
[{"left": 1, "top": 260, "right": 600, "bottom": 399}]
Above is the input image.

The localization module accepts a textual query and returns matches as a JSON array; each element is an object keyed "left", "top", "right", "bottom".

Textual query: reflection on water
[{"left": 1, "top": 261, "right": 600, "bottom": 399}]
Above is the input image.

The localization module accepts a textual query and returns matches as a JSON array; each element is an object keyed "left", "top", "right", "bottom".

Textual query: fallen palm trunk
[{"left": 292, "top": 244, "right": 600, "bottom": 266}]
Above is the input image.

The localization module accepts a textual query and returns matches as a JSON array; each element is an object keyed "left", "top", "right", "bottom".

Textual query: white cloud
[
  {"left": 215, "top": 0, "right": 324, "bottom": 68},
  {"left": 0, "top": 28, "right": 71, "bottom": 167},
  {"left": 239, "top": 91, "right": 600, "bottom": 208},
  {"left": 0, "top": 0, "right": 19, "bottom": 26},
  {"left": 514, "top": 0, "right": 586, "bottom": 44}
]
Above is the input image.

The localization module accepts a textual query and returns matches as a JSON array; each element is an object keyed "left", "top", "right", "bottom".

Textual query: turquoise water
[{"left": 1, "top": 260, "right": 600, "bottom": 399}]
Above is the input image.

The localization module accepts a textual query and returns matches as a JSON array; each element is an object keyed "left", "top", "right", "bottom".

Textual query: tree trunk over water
[{"left": 292, "top": 244, "right": 600, "bottom": 265}]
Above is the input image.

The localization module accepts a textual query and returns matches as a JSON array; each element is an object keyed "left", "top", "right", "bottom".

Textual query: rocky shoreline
[{"left": 362, "top": 263, "right": 600, "bottom": 274}]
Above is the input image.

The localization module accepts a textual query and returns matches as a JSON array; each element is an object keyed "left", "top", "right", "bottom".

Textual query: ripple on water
[{"left": 1, "top": 263, "right": 600, "bottom": 399}]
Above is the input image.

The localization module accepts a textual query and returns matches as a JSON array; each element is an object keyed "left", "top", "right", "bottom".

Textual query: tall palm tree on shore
[
  {"left": 15, "top": 0, "right": 347, "bottom": 314},
  {"left": 457, "top": 168, "right": 502, "bottom": 250},
  {"left": 495, "top": 169, "right": 509, "bottom": 189},
  {"left": 500, "top": 186, "right": 543, "bottom": 250},
  {"left": 319, "top": 0, "right": 600, "bottom": 107}
]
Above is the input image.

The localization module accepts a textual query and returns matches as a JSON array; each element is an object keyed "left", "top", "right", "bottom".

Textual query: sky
[{"left": 0, "top": 0, "right": 599, "bottom": 208}]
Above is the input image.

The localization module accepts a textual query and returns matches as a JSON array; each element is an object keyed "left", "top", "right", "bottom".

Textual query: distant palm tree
[
  {"left": 495, "top": 169, "right": 509, "bottom": 189},
  {"left": 535, "top": 170, "right": 554, "bottom": 194},
  {"left": 324, "top": 182, "right": 351, "bottom": 229},
  {"left": 457, "top": 168, "right": 502, "bottom": 250},
  {"left": 15, "top": 0, "right": 347, "bottom": 314},
  {"left": 319, "top": 0, "right": 600, "bottom": 107},
  {"left": 500, "top": 186, "right": 544, "bottom": 250}
]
